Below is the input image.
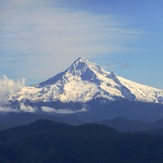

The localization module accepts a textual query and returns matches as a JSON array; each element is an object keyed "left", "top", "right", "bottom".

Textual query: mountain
[
  {"left": 2, "top": 113, "right": 163, "bottom": 132},
  {"left": 0, "top": 112, "right": 83, "bottom": 131},
  {"left": 6, "top": 57, "right": 163, "bottom": 122},
  {"left": 97, "top": 117, "right": 151, "bottom": 132},
  {"left": 98, "top": 117, "right": 163, "bottom": 132},
  {"left": 1, "top": 120, "right": 163, "bottom": 163},
  {"left": 9, "top": 57, "right": 163, "bottom": 104}
]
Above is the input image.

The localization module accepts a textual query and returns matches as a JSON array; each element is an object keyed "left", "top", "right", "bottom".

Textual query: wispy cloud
[
  {"left": 0, "top": 106, "right": 20, "bottom": 113},
  {"left": 106, "top": 62, "right": 131, "bottom": 70},
  {"left": 41, "top": 106, "right": 87, "bottom": 114},
  {"left": 20, "top": 103, "right": 38, "bottom": 113},
  {"left": 0, "top": 0, "right": 141, "bottom": 83}
]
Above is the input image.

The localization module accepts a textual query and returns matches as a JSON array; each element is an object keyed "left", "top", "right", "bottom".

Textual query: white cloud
[
  {"left": 0, "top": 0, "right": 141, "bottom": 83},
  {"left": 0, "top": 75, "right": 25, "bottom": 105},
  {"left": 0, "top": 75, "right": 26, "bottom": 114},
  {"left": 0, "top": 106, "right": 20, "bottom": 113},
  {"left": 41, "top": 106, "right": 55, "bottom": 113},
  {"left": 41, "top": 106, "right": 87, "bottom": 114},
  {"left": 20, "top": 103, "right": 38, "bottom": 113},
  {"left": 0, "top": 104, "right": 87, "bottom": 114}
]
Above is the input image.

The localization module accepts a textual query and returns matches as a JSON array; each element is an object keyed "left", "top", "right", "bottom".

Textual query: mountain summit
[
  {"left": 36, "top": 57, "right": 107, "bottom": 88},
  {"left": 9, "top": 57, "right": 163, "bottom": 104}
]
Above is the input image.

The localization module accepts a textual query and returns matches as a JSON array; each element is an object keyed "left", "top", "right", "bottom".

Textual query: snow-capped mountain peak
[
  {"left": 9, "top": 57, "right": 163, "bottom": 104},
  {"left": 67, "top": 57, "right": 107, "bottom": 76},
  {"left": 36, "top": 57, "right": 108, "bottom": 88}
]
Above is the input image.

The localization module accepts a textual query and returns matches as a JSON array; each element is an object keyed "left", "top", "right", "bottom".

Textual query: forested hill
[{"left": 0, "top": 120, "right": 163, "bottom": 163}]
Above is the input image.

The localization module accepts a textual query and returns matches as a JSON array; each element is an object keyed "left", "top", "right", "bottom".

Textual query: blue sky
[{"left": 0, "top": 0, "right": 163, "bottom": 89}]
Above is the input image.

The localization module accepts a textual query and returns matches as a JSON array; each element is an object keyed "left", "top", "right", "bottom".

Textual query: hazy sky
[{"left": 1, "top": 0, "right": 163, "bottom": 89}]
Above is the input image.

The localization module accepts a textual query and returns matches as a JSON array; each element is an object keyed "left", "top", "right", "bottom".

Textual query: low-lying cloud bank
[
  {"left": 0, "top": 76, "right": 88, "bottom": 114},
  {"left": 0, "top": 106, "right": 20, "bottom": 113},
  {"left": 41, "top": 106, "right": 87, "bottom": 114},
  {"left": 0, "top": 104, "right": 88, "bottom": 114}
]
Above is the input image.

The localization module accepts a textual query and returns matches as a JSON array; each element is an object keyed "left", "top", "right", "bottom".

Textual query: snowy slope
[{"left": 9, "top": 57, "right": 163, "bottom": 104}]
